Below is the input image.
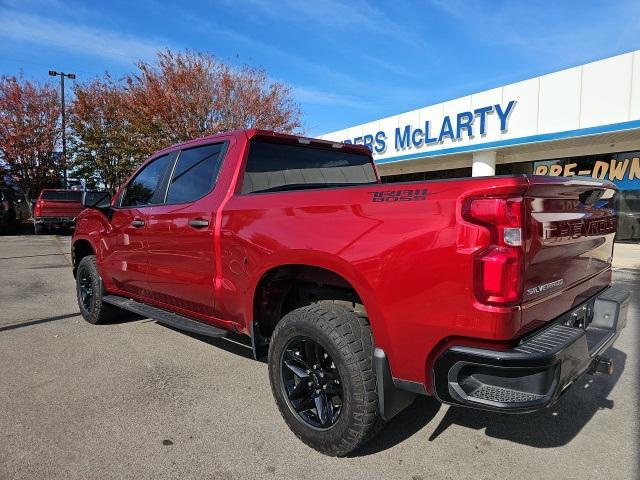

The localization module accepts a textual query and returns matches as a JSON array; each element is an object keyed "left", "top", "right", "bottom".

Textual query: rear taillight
[
  {"left": 466, "top": 197, "right": 524, "bottom": 305},
  {"left": 34, "top": 200, "right": 42, "bottom": 217}
]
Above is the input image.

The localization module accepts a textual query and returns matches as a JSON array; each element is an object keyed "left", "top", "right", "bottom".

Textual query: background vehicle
[
  {"left": 71, "top": 130, "right": 629, "bottom": 456},
  {"left": 0, "top": 183, "right": 28, "bottom": 233},
  {"left": 34, "top": 189, "right": 84, "bottom": 234}
]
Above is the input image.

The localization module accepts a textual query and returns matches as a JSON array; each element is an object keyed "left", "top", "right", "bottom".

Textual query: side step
[{"left": 103, "top": 295, "right": 227, "bottom": 338}]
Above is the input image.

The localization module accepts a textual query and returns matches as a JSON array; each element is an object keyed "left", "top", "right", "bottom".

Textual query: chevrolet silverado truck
[
  {"left": 71, "top": 129, "right": 630, "bottom": 456},
  {"left": 34, "top": 189, "right": 84, "bottom": 233}
]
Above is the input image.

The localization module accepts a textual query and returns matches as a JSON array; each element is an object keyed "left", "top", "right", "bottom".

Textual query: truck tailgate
[
  {"left": 520, "top": 177, "right": 617, "bottom": 333},
  {"left": 40, "top": 200, "right": 84, "bottom": 217}
]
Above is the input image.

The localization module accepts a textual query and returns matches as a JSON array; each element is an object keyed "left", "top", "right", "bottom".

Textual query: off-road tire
[
  {"left": 268, "top": 302, "right": 384, "bottom": 456},
  {"left": 76, "top": 255, "right": 121, "bottom": 324}
]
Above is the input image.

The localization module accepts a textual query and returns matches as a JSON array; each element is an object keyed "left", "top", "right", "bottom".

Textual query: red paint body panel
[
  {"left": 100, "top": 207, "right": 150, "bottom": 297},
  {"left": 73, "top": 129, "right": 618, "bottom": 392}
]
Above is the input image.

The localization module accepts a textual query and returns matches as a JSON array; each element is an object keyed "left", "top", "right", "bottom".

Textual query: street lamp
[{"left": 48, "top": 70, "right": 76, "bottom": 188}]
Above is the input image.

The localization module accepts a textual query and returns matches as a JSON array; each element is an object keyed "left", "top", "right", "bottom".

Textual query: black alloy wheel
[
  {"left": 268, "top": 302, "right": 384, "bottom": 456},
  {"left": 281, "top": 336, "right": 343, "bottom": 429},
  {"left": 75, "top": 255, "right": 122, "bottom": 324},
  {"left": 78, "top": 269, "right": 94, "bottom": 311}
]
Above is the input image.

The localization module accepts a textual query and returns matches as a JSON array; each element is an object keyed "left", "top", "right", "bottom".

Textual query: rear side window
[
  {"left": 121, "top": 154, "right": 172, "bottom": 207},
  {"left": 40, "top": 191, "right": 82, "bottom": 201},
  {"left": 241, "top": 140, "right": 376, "bottom": 194},
  {"left": 165, "top": 143, "right": 224, "bottom": 204}
]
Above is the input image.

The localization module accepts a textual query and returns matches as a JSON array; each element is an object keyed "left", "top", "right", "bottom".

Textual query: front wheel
[
  {"left": 76, "top": 255, "right": 122, "bottom": 324},
  {"left": 268, "top": 303, "right": 383, "bottom": 456}
]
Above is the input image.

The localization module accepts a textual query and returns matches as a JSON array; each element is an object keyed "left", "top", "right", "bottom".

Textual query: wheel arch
[
  {"left": 248, "top": 258, "right": 388, "bottom": 359},
  {"left": 71, "top": 237, "right": 95, "bottom": 277}
]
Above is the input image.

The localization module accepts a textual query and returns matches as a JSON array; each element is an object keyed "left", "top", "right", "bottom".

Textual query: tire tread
[
  {"left": 269, "top": 301, "right": 384, "bottom": 456},
  {"left": 77, "top": 255, "right": 120, "bottom": 324}
]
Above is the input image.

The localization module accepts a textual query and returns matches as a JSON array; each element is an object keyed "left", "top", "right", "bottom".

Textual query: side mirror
[{"left": 82, "top": 191, "right": 112, "bottom": 209}]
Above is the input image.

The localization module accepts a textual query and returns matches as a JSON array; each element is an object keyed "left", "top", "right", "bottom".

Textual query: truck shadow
[
  {"left": 349, "top": 395, "right": 442, "bottom": 456},
  {"left": 426, "top": 347, "right": 626, "bottom": 448},
  {"left": 159, "top": 321, "right": 629, "bottom": 453},
  {"left": 141, "top": 274, "right": 636, "bottom": 455},
  {"left": 160, "top": 324, "right": 258, "bottom": 361}
]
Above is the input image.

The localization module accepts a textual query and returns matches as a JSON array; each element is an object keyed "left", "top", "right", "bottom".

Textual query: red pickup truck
[
  {"left": 34, "top": 189, "right": 84, "bottom": 233},
  {"left": 71, "top": 129, "right": 629, "bottom": 456}
]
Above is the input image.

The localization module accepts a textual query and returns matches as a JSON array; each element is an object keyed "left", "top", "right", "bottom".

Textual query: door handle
[
  {"left": 131, "top": 219, "right": 145, "bottom": 228},
  {"left": 189, "top": 218, "right": 209, "bottom": 229}
]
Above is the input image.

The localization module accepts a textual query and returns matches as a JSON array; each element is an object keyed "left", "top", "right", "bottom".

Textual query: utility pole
[{"left": 48, "top": 70, "right": 76, "bottom": 188}]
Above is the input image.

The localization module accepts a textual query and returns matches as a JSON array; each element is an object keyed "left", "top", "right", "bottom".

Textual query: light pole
[{"left": 48, "top": 70, "right": 76, "bottom": 188}]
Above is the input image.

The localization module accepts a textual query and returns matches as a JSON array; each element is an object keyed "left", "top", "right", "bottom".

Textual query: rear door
[
  {"left": 101, "top": 152, "right": 175, "bottom": 298},
  {"left": 144, "top": 142, "right": 226, "bottom": 318}
]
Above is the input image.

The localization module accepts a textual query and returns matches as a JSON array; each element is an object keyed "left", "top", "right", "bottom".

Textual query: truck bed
[{"left": 219, "top": 174, "right": 616, "bottom": 388}]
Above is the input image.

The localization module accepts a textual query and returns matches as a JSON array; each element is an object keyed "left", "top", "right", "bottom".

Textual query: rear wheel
[
  {"left": 76, "top": 255, "right": 122, "bottom": 324},
  {"left": 268, "top": 302, "right": 383, "bottom": 456},
  {"left": 34, "top": 224, "right": 46, "bottom": 235}
]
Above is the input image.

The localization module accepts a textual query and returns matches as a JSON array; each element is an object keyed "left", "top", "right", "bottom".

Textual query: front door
[
  {"left": 144, "top": 142, "right": 226, "bottom": 318},
  {"left": 101, "top": 152, "right": 174, "bottom": 298}
]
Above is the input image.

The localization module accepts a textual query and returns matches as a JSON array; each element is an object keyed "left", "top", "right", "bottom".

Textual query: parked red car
[
  {"left": 34, "top": 189, "right": 84, "bottom": 234},
  {"left": 71, "top": 129, "right": 629, "bottom": 456}
]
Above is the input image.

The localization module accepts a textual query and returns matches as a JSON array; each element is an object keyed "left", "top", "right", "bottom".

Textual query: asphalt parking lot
[{"left": 0, "top": 234, "right": 638, "bottom": 480}]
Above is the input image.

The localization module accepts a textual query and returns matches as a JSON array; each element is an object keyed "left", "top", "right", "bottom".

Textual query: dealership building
[{"left": 319, "top": 51, "right": 640, "bottom": 243}]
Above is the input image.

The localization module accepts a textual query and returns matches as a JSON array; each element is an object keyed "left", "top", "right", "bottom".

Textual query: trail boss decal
[{"left": 370, "top": 188, "right": 428, "bottom": 202}]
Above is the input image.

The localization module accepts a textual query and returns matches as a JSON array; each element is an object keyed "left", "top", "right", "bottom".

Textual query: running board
[{"left": 103, "top": 295, "right": 227, "bottom": 338}]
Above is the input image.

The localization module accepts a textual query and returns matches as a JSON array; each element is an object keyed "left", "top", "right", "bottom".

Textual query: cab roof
[{"left": 151, "top": 129, "right": 371, "bottom": 158}]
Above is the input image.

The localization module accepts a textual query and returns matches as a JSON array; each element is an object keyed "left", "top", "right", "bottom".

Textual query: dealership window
[
  {"left": 529, "top": 151, "right": 640, "bottom": 243},
  {"left": 380, "top": 150, "right": 640, "bottom": 243}
]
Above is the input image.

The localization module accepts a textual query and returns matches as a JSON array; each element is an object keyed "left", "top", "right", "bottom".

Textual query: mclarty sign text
[{"left": 342, "top": 101, "right": 516, "bottom": 155}]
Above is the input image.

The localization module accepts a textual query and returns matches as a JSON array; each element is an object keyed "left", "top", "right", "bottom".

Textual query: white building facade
[{"left": 319, "top": 51, "right": 640, "bottom": 243}]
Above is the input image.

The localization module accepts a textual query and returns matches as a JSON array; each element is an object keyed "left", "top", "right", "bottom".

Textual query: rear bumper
[
  {"left": 432, "top": 285, "right": 630, "bottom": 412},
  {"left": 35, "top": 216, "right": 76, "bottom": 226}
]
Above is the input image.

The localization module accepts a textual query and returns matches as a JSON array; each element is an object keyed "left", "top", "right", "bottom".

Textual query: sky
[{"left": 1, "top": 0, "right": 639, "bottom": 136}]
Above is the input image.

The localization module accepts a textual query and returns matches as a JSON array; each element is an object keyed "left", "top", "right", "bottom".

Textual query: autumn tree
[
  {"left": 123, "top": 50, "right": 302, "bottom": 156},
  {"left": 69, "top": 50, "right": 302, "bottom": 191},
  {"left": 0, "top": 75, "right": 62, "bottom": 201},
  {"left": 69, "top": 76, "right": 142, "bottom": 193}
]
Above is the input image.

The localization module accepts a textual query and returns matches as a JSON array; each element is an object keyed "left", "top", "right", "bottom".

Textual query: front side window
[
  {"left": 120, "top": 154, "right": 172, "bottom": 207},
  {"left": 165, "top": 143, "right": 224, "bottom": 204},
  {"left": 241, "top": 140, "right": 377, "bottom": 194}
]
